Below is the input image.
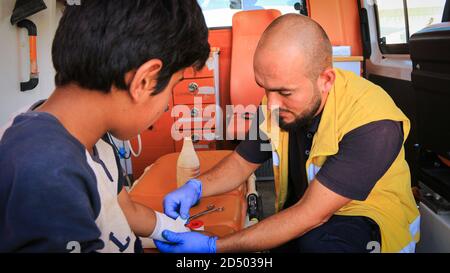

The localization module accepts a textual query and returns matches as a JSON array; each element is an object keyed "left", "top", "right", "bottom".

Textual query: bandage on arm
[{"left": 150, "top": 212, "right": 190, "bottom": 242}]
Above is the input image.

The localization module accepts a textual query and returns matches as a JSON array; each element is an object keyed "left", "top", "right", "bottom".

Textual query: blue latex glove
[
  {"left": 163, "top": 179, "right": 202, "bottom": 220},
  {"left": 154, "top": 230, "right": 218, "bottom": 253}
]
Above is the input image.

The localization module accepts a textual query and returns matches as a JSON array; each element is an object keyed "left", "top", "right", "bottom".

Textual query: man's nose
[{"left": 267, "top": 93, "right": 282, "bottom": 112}]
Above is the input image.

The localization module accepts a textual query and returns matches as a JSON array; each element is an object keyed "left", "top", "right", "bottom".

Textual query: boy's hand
[
  {"left": 154, "top": 230, "right": 217, "bottom": 253},
  {"left": 163, "top": 179, "right": 202, "bottom": 220}
]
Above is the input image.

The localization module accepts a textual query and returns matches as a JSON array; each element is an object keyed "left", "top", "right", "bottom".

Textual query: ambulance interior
[{"left": 0, "top": 0, "right": 449, "bottom": 252}]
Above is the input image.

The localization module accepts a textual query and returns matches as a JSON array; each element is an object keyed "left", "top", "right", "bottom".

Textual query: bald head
[{"left": 255, "top": 14, "right": 332, "bottom": 81}]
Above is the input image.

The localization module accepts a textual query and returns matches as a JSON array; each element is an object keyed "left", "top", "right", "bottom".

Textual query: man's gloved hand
[
  {"left": 163, "top": 179, "right": 202, "bottom": 220},
  {"left": 154, "top": 230, "right": 218, "bottom": 253}
]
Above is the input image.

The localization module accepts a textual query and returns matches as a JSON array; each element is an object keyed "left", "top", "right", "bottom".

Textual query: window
[
  {"left": 375, "top": 0, "right": 447, "bottom": 54},
  {"left": 408, "top": 0, "right": 447, "bottom": 35},
  {"left": 198, "top": 0, "right": 305, "bottom": 28}
]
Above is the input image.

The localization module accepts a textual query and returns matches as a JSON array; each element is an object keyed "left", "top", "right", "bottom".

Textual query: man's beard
[{"left": 275, "top": 91, "right": 322, "bottom": 131}]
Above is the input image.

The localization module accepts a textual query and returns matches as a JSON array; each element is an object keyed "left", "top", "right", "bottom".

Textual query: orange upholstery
[
  {"left": 309, "top": 0, "right": 363, "bottom": 56},
  {"left": 227, "top": 9, "right": 281, "bottom": 139},
  {"left": 129, "top": 151, "right": 247, "bottom": 237},
  {"left": 229, "top": 9, "right": 281, "bottom": 107},
  {"left": 438, "top": 155, "right": 450, "bottom": 168}
]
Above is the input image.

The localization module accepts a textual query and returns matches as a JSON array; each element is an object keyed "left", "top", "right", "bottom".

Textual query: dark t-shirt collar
[
  {"left": 290, "top": 111, "right": 323, "bottom": 134},
  {"left": 28, "top": 100, "right": 46, "bottom": 112},
  {"left": 308, "top": 112, "right": 322, "bottom": 134}
]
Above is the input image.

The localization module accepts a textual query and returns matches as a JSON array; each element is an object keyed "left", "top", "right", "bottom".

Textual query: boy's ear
[{"left": 129, "top": 59, "right": 163, "bottom": 102}]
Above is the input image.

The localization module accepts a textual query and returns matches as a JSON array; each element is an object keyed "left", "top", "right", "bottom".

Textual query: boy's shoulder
[
  {"left": 0, "top": 111, "right": 94, "bottom": 181},
  {"left": 1, "top": 111, "right": 85, "bottom": 158}
]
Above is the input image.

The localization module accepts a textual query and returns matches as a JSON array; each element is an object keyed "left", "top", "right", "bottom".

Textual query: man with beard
[{"left": 156, "top": 14, "right": 420, "bottom": 253}]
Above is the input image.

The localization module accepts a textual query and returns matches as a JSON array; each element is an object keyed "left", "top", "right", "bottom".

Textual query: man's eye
[{"left": 279, "top": 91, "right": 292, "bottom": 97}]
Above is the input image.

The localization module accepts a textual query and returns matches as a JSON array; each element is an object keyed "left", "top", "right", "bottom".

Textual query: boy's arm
[
  {"left": 118, "top": 189, "right": 157, "bottom": 237},
  {"left": 118, "top": 189, "right": 189, "bottom": 239}
]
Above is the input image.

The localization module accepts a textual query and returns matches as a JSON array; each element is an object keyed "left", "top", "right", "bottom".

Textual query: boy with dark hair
[{"left": 0, "top": 0, "right": 210, "bottom": 253}]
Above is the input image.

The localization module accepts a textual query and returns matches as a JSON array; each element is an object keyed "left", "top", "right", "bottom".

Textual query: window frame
[
  {"left": 374, "top": 0, "right": 448, "bottom": 55},
  {"left": 374, "top": 0, "right": 410, "bottom": 54},
  {"left": 199, "top": 0, "right": 307, "bottom": 29}
]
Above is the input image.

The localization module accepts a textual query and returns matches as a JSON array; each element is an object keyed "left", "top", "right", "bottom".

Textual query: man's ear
[
  {"left": 129, "top": 59, "right": 163, "bottom": 102},
  {"left": 318, "top": 68, "right": 336, "bottom": 93}
]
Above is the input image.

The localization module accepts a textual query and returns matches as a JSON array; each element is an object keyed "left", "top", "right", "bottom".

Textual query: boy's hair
[{"left": 52, "top": 0, "right": 210, "bottom": 95}]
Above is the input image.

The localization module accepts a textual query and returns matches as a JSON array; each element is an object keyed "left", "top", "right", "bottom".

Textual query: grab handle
[{"left": 17, "top": 19, "right": 39, "bottom": 92}]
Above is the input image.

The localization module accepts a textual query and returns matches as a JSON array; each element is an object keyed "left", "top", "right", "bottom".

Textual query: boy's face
[{"left": 112, "top": 70, "right": 184, "bottom": 140}]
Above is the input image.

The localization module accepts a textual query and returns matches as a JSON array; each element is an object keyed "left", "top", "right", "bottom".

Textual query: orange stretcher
[{"left": 129, "top": 151, "right": 248, "bottom": 238}]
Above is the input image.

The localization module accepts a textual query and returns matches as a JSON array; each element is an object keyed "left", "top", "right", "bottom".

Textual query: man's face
[
  {"left": 271, "top": 81, "right": 322, "bottom": 131},
  {"left": 254, "top": 49, "right": 322, "bottom": 131}
]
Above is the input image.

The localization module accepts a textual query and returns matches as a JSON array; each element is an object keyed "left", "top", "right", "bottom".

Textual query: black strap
[
  {"left": 443, "top": 0, "right": 450, "bottom": 22},
  {"left": 357, "top": 0, "right": 371, "bottom": 79}
]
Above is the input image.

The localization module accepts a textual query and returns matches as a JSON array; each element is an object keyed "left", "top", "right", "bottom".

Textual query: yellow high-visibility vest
[{"left": 260, "top": 68, "right": 420, "bottom": 253}]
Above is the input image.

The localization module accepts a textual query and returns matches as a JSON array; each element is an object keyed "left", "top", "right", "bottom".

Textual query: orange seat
[
  {"left": 226, "top": 9, "right": 281, "bottom": 140},
  {"left": 129, "top": 151, "right": 247, "bottom": 237},
  {"left": 309, "top": 0, "right": 363, "bottom": 56}
]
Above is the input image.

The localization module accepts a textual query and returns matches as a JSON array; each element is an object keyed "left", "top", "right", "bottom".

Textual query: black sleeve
[
  {"left": 315, "top": 120, "right": 404, "bottom": 201},
  {"left": 235, "top": 111, "right": 272, "bottom": 164}
]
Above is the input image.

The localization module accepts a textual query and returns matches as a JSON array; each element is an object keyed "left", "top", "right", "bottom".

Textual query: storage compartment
[
  {"left": 173, "top": 104, "right": 216, "bottom": 131},
  {"left": 410, "top": 23, "right": 450, "bottom": 202},
  {"left": 410, "top": 22, "right": 450, "bottom": 159},
  {"left": 173, "top": 77, "right": 216, "bottom": 105}
]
